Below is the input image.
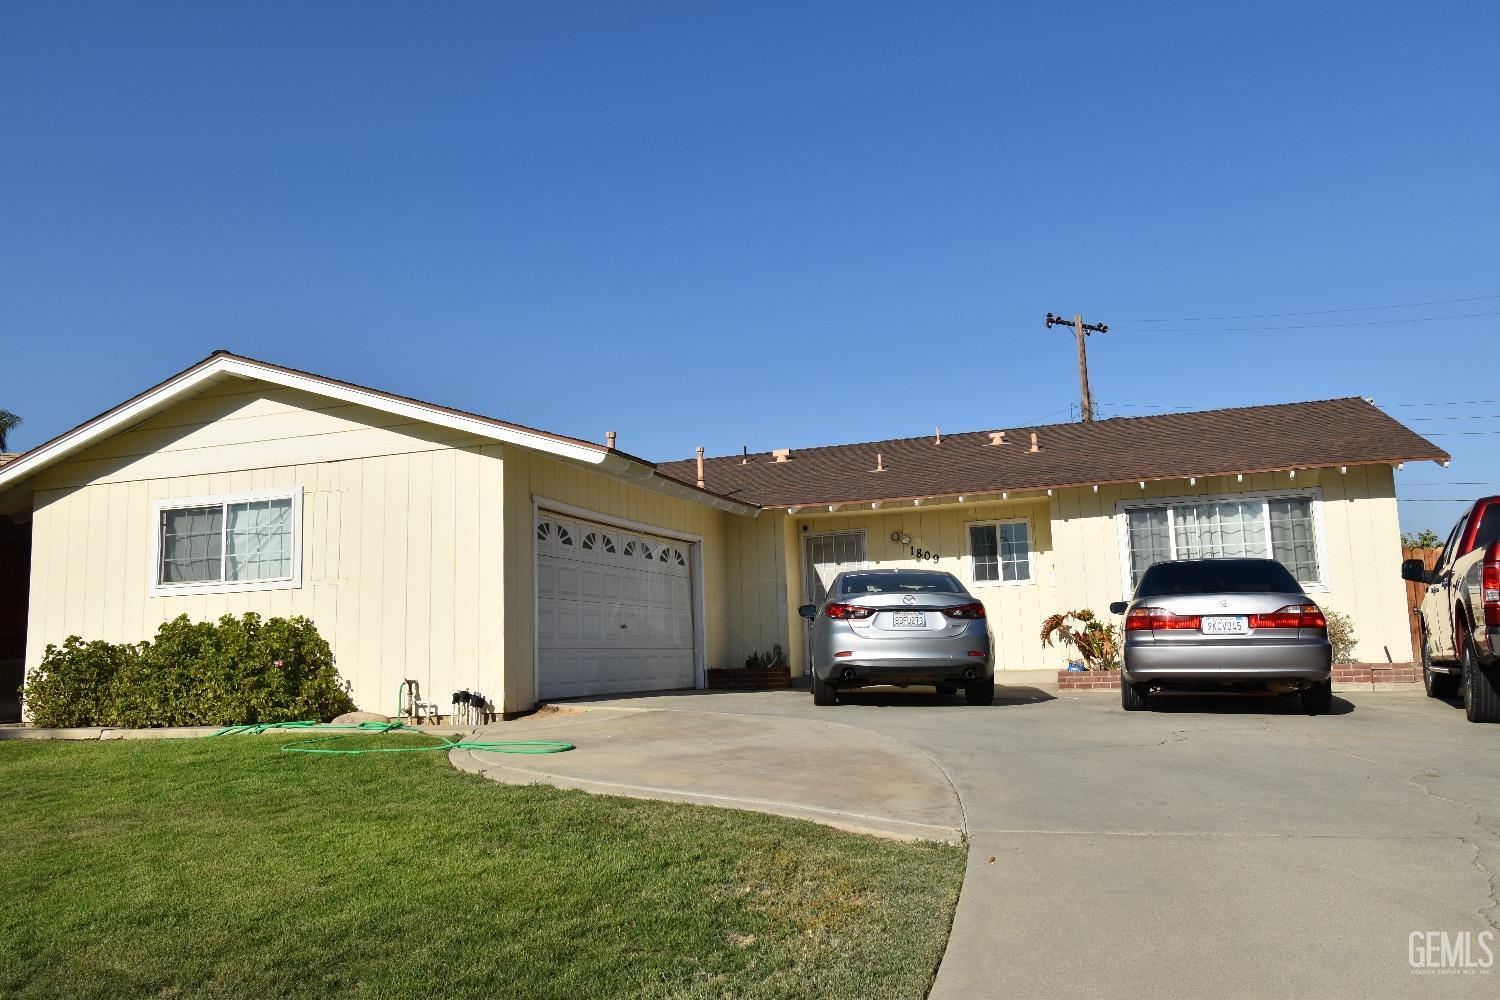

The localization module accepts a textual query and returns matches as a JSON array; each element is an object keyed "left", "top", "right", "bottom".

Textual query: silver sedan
[
  {"left": 1111, "top": 558, "right": 1334, "bottom": 714},
  {"left": 798, "top": 569, "right": 994, "bottom": 706}
]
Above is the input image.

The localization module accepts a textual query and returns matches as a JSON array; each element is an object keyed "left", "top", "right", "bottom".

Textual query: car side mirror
[
  {"left": 797, "top": 604, "right": 817, "bottom": 621},
  {"left": 1108, "top": 601, "right": 1128, "bottom": 615},
  {"left": 1400, "top": 558, "right": 1432, "bottom": 584}
]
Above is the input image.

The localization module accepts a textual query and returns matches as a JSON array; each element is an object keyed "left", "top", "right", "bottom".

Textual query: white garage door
[{"left": 536, "top": 512, "right": 696, "bottom": 699}]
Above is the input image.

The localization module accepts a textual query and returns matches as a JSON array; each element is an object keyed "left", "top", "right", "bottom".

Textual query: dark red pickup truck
[{"left": 1402, "top": 496, "right": 1500, "bottom": 723}]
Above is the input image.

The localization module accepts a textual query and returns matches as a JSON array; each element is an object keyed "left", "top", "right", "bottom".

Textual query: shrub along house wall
[{"left": 22, "top": 614, "right": 355, "bottom": 728}]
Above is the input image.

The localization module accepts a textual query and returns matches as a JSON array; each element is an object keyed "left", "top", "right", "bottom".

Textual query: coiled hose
[{"left": 212, "top": 719, "right": 574, "bottom": 755}]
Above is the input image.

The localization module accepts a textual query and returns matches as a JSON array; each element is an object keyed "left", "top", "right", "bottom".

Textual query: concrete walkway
[
  {"left": 450, "top": 704, "right": 965, "bottom": 842},
  {"left": 473, "top": 685, "right": 1500, "bottom": 1000}
]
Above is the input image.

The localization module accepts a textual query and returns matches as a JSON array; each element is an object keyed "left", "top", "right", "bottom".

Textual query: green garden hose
[{"left": 211, "top": 719, "right": 573, "bottom": 756}]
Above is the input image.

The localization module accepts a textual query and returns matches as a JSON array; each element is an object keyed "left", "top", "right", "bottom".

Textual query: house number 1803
[{"left": 909, "top": 546, "right": 939, "bottom": 563}]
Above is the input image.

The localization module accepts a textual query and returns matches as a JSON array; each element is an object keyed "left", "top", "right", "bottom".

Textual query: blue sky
[{"left": 2, "top": 2, "right": 1496, "bottom": 534}]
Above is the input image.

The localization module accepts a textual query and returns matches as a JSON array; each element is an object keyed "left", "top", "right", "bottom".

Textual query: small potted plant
[
  {"left": 707, "top": 644, "right": 791, "bottom": 690},
  {"left": 744, "top": 644, "right": 787, "bottom": 672}
]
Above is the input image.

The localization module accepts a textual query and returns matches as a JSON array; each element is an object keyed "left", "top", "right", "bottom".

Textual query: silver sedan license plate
[
  {"left": 1201, "top": 615, "right": 1249, "bottom": 635},
  {"left": 891, "top": 611, "right": 926, "bottom": 628}
]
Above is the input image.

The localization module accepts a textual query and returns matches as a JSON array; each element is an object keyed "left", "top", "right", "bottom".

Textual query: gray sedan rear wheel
[
  {"left": 1300, "top": 679, "right": 1333, "bottom": 715},
  {"left": 812, "top": 673, "right": 838, "bottom": 707},
  {"left": 964, "top": 677, "right": 994, "bottom": 706},
  {"left": 1120, "top": 679, "right": 1149, "bottom": 712}
]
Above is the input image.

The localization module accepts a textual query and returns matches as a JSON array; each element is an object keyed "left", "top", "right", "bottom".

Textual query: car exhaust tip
[
  {"left": 841, "top": 668, "right": 857, "bottom": 681},
  {"left": 963, "top": 667, "right": 977, "bottom": 680}
]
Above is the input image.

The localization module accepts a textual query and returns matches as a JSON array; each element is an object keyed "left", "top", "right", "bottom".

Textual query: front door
[{"left": 801, "top": 530, "right": 866, "bottom": 674}]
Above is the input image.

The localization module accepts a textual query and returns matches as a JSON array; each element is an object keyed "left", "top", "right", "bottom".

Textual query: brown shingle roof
[{"left": 657, "top": 398, "right": 1449, "bottom": 508}]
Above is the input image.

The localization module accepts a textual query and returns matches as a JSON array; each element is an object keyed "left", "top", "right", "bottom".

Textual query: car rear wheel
[
  {"left": 1300, "top": 680, "right": 1333, "bottom": 715},
  {"left": 1461, "top": 629, "right": 1500, "bottom": 724},
  {"left": 964, "top": 677, "right": 994, "bottom": 705},
  {"left": 1421, "top": 626, "right": 1459, "bottom": 699},
  {"left": 1121, "top": 680, "right": 1150, "bottom": 712},
  {"left": 812, "top": 673, "right": 838, "bottom": 707}
]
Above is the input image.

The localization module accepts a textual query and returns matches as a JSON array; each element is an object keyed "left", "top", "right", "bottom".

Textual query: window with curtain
[
  {"left": 969, "top": 521, "right": 1031, "bottom": 584},
  {"left": 157, "top": 494, "right": 297, "bottom": 589},
  {"left": 1123, "top": 495, "right": 1321, "bottom": 591}
]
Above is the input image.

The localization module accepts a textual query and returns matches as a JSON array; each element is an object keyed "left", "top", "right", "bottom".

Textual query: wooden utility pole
[{"left": 1044, "top": 312, "right": 1109, "bottom": 422}]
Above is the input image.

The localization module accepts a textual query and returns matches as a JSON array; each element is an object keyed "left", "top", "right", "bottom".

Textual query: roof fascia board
[
  {"left": 760, "top": 459, "right": 1437, "bottom": 511},
  {"left": 212, "top": 357, "right": 609, "bottom": 464},
  {"left": 0, "top": 354, "right": 760, "bottom": 516}
]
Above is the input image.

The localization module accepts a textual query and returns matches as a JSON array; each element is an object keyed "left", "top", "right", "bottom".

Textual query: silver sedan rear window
[{"left": 841, "top": 571, "right": 964, "bottom": 594}]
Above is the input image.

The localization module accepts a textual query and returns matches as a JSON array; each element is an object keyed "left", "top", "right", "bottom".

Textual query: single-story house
[{"left": 0, "top": 352, "right": 1448, "bottom": 718}]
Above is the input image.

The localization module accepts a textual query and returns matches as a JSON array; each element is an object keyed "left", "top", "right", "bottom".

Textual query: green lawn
[{"left": 0, "top": 733, "right": 964, "bottom": 999}]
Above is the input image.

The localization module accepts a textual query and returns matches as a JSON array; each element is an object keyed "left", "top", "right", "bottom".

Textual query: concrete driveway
[{"left": 460, "top": 685, "right": 1500, "bottom": 999}]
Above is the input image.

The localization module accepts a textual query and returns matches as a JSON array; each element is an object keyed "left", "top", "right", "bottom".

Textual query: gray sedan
[
  {"left": 1111, "top": 558, "right": 1334, "bottom": 714},
  {"left": 798, "top": 569, "right": 994, "bottom": 706}
]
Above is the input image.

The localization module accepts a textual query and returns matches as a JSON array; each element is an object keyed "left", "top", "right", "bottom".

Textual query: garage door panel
[{"left": 536, "top": 512, "right": 695, "bottom": 699}]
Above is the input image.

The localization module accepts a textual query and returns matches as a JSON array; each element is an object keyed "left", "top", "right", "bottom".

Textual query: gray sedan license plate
[
  {"left": 891, "top": 611, "right": 926, "bottom": 628},
  {"left": 1201, "top": 615, "right": 1249, "bottom": 635}
]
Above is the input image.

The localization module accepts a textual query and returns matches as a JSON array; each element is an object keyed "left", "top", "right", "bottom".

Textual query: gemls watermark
[{"left": 1409, "top": 930, "right": 1495, "bottom": 975}]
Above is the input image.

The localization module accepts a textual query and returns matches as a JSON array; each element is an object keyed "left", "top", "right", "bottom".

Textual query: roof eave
[
  {"left": 759, "top": 455, "right": 1449, "bottom": 511},
  {"left": 0, "top": 353, "right": 760, "bottom": 516}
]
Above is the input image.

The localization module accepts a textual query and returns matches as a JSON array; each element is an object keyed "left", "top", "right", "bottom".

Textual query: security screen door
[{"left": 801, "top": 530, "right": 867, "bottom": 674}]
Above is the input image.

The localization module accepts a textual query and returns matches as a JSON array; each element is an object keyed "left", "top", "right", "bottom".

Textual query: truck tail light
[
  {"left": 824, "top": 602, "right": 875, "bottom": 620},
  {"left": 942, "top": 602, "right": 987, "bottom": 619},
  {"left": 1248, "top": 604, "right": 1326, "bottom": 630},
  {"left": 1484, "top": 542, "right": 1500, "bottom": 627},
  {"left": 1124, "top": 607, "right": 1202, "bottom": 631}
]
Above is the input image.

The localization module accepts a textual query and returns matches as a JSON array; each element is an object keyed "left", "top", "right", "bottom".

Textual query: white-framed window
[
  {"left": 1116, "top": 488, "right": 1328, "bottom": 595},
  {"left": 150, "top": 488, "right": 303, "bottom": 596},
  {"left": 968, "top": 519, "right": 1032, "bottom": 585}
]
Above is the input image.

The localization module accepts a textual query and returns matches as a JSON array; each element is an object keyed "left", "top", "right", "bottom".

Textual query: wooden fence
[{"left": 1401, "top": 546, "right": 1442, "bottom": 663}]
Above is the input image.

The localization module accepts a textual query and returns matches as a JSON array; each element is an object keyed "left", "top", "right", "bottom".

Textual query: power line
[
  {"left": 1127, "top": 310, "right": 1500, "bottom": 334},
  {"left": 1419, "top": 430, "right": 1500, "bottom": 436},
  {"left": 1102, "top": 398, "right": 1500, "bottom": 412},
  {"left": 1399, "top": 481, "right": 1500, "bottom": 486},
  {"left": 1406, "top": 414, "right": 1500, "bottom": 421},
  {"left": 1385, "top": 399, "right": 1500, "bottom": 408},
  {"left": 1019, "top": 405, "right": 1074, "bottom": 426},
  {"left": 1124, "top": 293, "right": 1500, "bottom": 323}
]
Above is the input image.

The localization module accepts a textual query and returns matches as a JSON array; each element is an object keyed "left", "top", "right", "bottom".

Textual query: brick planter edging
[
  {"left": 1333, "top": 663, "right": 1418, "bottom": 684},
  {"left": 1057, "top": 663, "right": 1421, "bottom": 692},
  {"left": 706, "top": 666, "right": 792, "bottom": 691},
  {"left": 1057, "top": 670, "right": 1120, "bottom": 690}
]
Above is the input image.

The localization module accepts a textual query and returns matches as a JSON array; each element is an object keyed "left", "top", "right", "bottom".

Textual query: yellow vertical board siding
[
  {"left": 761, "top": 469, "right": 1409, "bottom": 671},
  {"left": 475, "top": 444, "right": 506, "bottom": 709},
  {"left": 776, "top": 498, "right": 1055, "bottom": 671},
  {"left": 722, "top": 511, "right": 789, "bottom": 666},
  {"left": 1062, "top": 468, "right": 1408, "bottom": 665},
  {"left": 22, "top": 444, "right": 512, "bottom": 717},
  {"left": 19, "top": 380, "right": 515, "bottom": 717}
]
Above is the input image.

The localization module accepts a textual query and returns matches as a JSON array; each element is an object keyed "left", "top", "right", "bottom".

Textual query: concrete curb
[
  {"left": 451, "top": 747, "right": 963, "bottom": 844},
  {"left": 0, "top": 723, "right": 477, "bottom": 742},
  {"left": 0, "top": 725, "right": 223, "bottom": 741}
]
